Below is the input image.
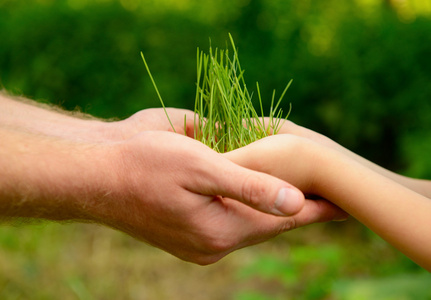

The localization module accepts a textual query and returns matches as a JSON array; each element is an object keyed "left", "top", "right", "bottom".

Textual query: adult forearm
[
  {"left": 0, "top": 92, "right": 198, "bottom": 143},
  {"left": 0, "top": 92, "right": 118, "bottom": 142},
  {"left": 0, "top": 126, "right": 117, "bottom": 221}
]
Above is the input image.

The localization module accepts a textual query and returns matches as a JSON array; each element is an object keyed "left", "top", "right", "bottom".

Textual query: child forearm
[
  {"left": 278, "top": 121, "right": 431, "bottom": 199},
  {"left": 315, "top": 145, "right": 431, "bottom": 270},
  {"left": 226, "top": 134, "right": 431, "bottom": 270}
]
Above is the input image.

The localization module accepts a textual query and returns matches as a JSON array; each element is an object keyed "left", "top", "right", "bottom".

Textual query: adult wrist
[
  {"left": 54, "top": 140, "right": 125, "bottom": 223},
  {"left": 73, "top": 119, "right": 123, "bottom": 142}
]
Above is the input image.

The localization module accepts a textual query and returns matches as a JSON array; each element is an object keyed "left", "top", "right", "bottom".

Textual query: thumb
[{"left": 205, "top": 160, "right": 305, "bottom": 216}]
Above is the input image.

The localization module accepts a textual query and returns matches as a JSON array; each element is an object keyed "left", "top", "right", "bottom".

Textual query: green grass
[{"left": 141, "top": 34, "right": 291, "bottom": 153}]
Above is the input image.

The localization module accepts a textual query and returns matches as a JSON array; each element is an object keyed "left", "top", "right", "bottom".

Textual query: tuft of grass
[{"left": 141, "top": 34, "right": 292, "bottom": 153}]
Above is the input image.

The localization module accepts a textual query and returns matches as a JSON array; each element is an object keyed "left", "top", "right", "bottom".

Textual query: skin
[
  {"left": 276, "top": 120, "right": 431, "bottom": 199},
  {"left": 225, "top": 122, "right": 431, "bottom": 271},
  {"left": 0, "top": 93, "right": 346, "bottom": 265}
]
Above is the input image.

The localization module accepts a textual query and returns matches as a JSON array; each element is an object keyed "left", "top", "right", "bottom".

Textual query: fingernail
[{"left": 273, "top": 188, "right": 302, "bottom": 216}]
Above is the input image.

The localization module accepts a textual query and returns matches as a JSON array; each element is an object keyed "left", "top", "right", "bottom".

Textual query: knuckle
[
  {"left": 202, "top": 236, "right": 235, "bottom": 254},
  {"left": 240, "top": 174, "right": 268, "bottom": 209},
  {"left": 280, "top": 120, "right": 295, "bottom": 132},
  {"left": 280, "top": 217, "right": 297, "bottom": 232},
  {"left": 192, "top": 254, "right": 224, "bottom": 266},
  {"left": 187, "top": 236, "right": 232, "bottom": 265},
  {"left": 283, "top": 134, "right": 307, "bottom": 152},
  {"left": 178, "top": 236, "right": 230, "bottom": 265}
]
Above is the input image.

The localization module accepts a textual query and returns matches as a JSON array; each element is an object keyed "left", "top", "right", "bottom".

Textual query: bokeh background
[{"left": 1, "top": 0, "right": 431, "bottom": 299}]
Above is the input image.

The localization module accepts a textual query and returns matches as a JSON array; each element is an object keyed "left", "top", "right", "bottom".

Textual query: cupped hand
[
  {"left": 224, "top": 134, "right": 349, "bottom": 224},
  {"left": 91, "top": 131, "right": 306, "bottom": 265}
]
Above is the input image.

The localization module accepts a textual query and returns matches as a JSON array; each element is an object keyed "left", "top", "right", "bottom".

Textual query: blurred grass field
[
  {"left": 1, "top": 0, "right": 431, "bottom": 299},
  {"left": 1, "top": 218, "right": 429, "bottom": 299}
]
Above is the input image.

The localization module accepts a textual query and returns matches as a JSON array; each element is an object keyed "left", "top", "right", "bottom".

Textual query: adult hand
[
  {"left": 2, "top": 123, "right": 317, "bottom": 265},
  {"left": 91, "top": 118, "right": 346, "bottom": 265},
  {"left": 110, "top": 108, "right": 196, "bottom": 140},
  {"left": 89, "top": 131, "right": 310, "bottom": 264},
  {"left": 1, "top": 92, "right": 347, "bottom": 264}
]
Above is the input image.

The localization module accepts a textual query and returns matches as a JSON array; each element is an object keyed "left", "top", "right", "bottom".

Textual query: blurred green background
[{"left": 1, "top": 0, "right": 431, "bottom": 299}]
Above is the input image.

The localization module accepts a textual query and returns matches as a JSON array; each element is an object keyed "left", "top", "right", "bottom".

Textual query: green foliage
[
  {"left": 333, "top": 272, "right": 431, "bottom": 300},
  {"left": 235, "top": 237, "right": 431, "bottom": 300},
  {"left": 1, "top": 0, "right": 430, "bottom": 175},
  {"left": 236, "top": 245, "right": 344, "bottom": 299}
]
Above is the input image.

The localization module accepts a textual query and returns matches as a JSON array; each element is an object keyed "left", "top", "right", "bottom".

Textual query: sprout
[{"left": 141, "top": 34, "right": 292, "bottom": 153}]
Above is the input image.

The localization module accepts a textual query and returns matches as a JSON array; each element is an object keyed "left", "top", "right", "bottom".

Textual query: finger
[
  {"left": 290, "top": 198, "right": 349, "bottom": 227},
  {"left": 224, "top": 198, "right": 347, "bottom": 249},
  {"left": 201, "top": 197, "right": 346, "bottom": 258},
  {"left": 275, "top": 119, "right": 336, "bottom": 148},
  {"left": 165, "top": 109, "right": 198, "bottom": 138},
  {"left": 178, "top": 195, "right": 346, "bottom": 264},
  {"left": 189, "top": 157, "right": 306, "bottom": 216},
  {"left": 227, "top": 196, "right": 347, "bottom": 234},
  {"left": 162, "top": 108, "right": 194, "bottom": 134},
  {"left": 225, "top": 165, "right": 305, "bottom": 216}
]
